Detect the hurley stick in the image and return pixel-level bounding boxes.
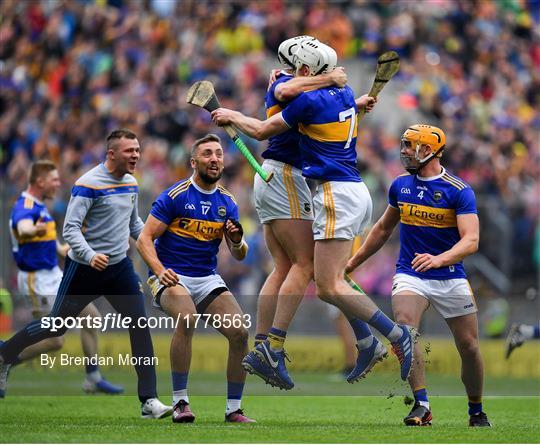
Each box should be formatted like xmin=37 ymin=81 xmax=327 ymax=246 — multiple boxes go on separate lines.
xmin=186 ymin=81 xmax=273 ymax=183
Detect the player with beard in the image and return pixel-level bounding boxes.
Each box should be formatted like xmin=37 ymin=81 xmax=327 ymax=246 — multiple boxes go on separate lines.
xmin=137 ymin=134 xmax=255 ymax=423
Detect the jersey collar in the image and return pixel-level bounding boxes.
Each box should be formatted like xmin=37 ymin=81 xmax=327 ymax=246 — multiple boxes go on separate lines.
xmin=190 ymin=175 xmax=217 ymax=194
xmin=417 ymin=167 xmax=446 ymax=182
xmin=22 ymin=191 xmax=44 ymax=206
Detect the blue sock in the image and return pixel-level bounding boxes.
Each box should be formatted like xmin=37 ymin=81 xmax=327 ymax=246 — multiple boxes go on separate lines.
xmin=348 ymin=318 xmax=375 ymax=349
xmin=86 ymin=363 xmax=98 ymax=374
xmin=172 ymin=372 xmax=189 ymax=405
xmin=533 ymin=324 xmax=540 ymax=339
xmin=413 ymin=387 xmax=429 ymax=405
xmin=172 ymin=372 xmax=189 ymax=391
xmin=368 ymin=310 xmax=402 ymax=341
xmin=227 ymin=381 xmax=244 ymax=400
xmin=226 ymin=381 xmax=244 ymax=414
xmin=254 ymin=333 xmax=267 ymax=346
xmin=468 ymin=400 xmax=483 ymax=415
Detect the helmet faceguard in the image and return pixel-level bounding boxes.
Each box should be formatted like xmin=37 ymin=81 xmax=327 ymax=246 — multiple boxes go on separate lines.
xmin=399 ymin=125 xmax=446 ymax=174
xmin=277 ymin=36 xmax=315 ymax=70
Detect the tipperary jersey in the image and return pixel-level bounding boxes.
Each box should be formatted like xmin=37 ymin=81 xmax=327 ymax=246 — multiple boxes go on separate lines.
xmin=150 ymin=177 xmax=239 ymax=277
xmin=10 ymin=192 xmax=57 ymax=271
xmin=389 ymin=168 xmax=477 ymax=280
xmin=262 ymin=72 xmax=302 ymax=169
xmin=281 ymin=85 xmax=361 ymax=182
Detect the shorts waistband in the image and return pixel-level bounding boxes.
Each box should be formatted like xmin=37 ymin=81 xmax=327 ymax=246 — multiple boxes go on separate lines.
xmin=313 ymin=179 xmax=364 ymax=187
xmin=263 ymin=159 xmax=302 ymax=174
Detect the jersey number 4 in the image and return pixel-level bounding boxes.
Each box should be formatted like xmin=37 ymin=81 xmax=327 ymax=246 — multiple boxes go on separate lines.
xmin=339 ymin=107 xmax=357 ymax=149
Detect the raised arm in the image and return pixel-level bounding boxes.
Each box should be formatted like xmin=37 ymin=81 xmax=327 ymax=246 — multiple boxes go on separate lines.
xmin=274 ymin=67 xmax=347 ymax=102
xmin=136 ymin=214 xmax=179 ymax=287
xmin=345 ymin=205 xmax=401 ymax=274
xmin=211 ymin=109 xmax=289 ymax=141
xmin=355 ymin=94 xmax=377 ymax=114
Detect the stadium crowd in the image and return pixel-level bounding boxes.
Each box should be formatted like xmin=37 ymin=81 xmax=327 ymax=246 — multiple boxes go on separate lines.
xmin=1 ymin=0 xmax=538 ymax=299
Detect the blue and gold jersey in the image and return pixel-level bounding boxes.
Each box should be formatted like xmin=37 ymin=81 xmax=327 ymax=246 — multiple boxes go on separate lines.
xmin=262 ymin=72 xmax=302 ymax=169
xmin=281 ymin=85 xmax=361 ymax=182
xmin=150 ymin=178 xmax=239 ymax=277
xmin=389 ymin=168 xmax=477 ymax=280
xmin=10 ymin=192 xmax=57 ymax=271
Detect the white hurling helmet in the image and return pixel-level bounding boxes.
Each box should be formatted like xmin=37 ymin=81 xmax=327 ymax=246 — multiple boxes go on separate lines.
xmin=277 ymin=35 xmax=315 ymax=70
xmin=293 ymin=40 xmax=337 ymax=76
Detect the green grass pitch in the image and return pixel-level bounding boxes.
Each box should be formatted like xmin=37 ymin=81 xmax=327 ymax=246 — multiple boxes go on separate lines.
xmin=1 ymin=395 xmax=539 ymax=443
xmin=1 ymin=369 xmax=539 ymax=443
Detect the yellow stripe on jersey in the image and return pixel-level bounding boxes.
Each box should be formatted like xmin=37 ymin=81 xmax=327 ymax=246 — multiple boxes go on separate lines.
xmin=298 ymin=118 xmax=358 ymax=143
xmin=283 ymin=165 xmax=301 ymax=219
xmin=167 ymin=217 xmax=224 ymax=242
xmin=217 ymin=185 xmax=237 ymax=204
xmin=444 ymin=173 xmax=466 ymax=189
xmin=398 ymin=202 xmax=457 ymax=228
xmin=441 ymin=174 xmax=466 ymax=190
xmin=24 ymin=198 xmax=34 ymax=209
xmin=16 ymin=221 xmax=57 ymax=244
xmin=323 ymin=182 xmax=336 ymax=238
xmin=168 ymin=181 xmax=191 ymax=199
xmin=266 ymin=104 xmax=282 ymax=118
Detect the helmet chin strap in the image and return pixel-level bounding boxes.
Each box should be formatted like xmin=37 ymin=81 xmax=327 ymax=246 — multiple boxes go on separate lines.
xmin=405 ymin=144 xmax=445 ymax=175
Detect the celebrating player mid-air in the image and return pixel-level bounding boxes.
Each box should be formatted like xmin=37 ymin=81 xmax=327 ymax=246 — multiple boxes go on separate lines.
xmin=346 ymin=125 xmax=491 ymax=427
xmin=241 ymin=36 xmax=379 ymax=390
xmin=212 ymin=39 xmax=416 ymax=388
xmin=137 ymin=134 xmax=255 ymax=423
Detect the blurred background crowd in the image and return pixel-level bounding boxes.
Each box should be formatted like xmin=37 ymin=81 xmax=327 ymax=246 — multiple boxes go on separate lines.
xmin=1 ymin=0 xmax=538 ymax=336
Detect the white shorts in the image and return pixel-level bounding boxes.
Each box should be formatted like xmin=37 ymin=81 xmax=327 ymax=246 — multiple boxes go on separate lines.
xmin=312 ymin=181 xmax=372 ymax=240
xmin=254 ymin=159 xmax=314 ymax=223
xmin=17 ymin=266 xmax=62 ymax=315
xmin=391 ymin=273 xmax=477 ymax=319
xmin=147 ymin=273 xmax=229 ymax=313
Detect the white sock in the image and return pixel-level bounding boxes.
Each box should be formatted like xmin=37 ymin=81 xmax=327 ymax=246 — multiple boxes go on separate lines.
xmin=87 ymin=370 xmax=102 ymax=383
xmin=419 ymin=400 xmax=430 ymax=409
xmin=226 ymin=398 xmax=241 ymax=415
xmin=173 ymin=390 xmax=189 ymax=405
xmin=387 ymin=324 xmax=404 ymax=342
xmin=357 ymin=335 xmax=375 ymax=350
xmin=521 ymin=324 xmax=534 ymax=340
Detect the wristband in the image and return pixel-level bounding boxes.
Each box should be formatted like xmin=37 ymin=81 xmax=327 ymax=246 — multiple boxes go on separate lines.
xmin=230 ymin=236 xmax=245 ymax=249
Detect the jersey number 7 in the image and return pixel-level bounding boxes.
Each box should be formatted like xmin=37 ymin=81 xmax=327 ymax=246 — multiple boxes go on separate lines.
xmin=339 ymin=107 xmax=357 ymax=149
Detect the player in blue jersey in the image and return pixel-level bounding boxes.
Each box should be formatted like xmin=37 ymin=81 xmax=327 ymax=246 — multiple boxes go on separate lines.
xmin=7 ymin=160 xmax=122 ymax=395
xmin=244 ymin=36 xmax=370 ymax=390
xmin=137 ymin=134 xmax=255 ymax=423
xmin=0 ymin=130 xmax=171 ymax=419
xmin=212 ymin=40 xmax=416 ymax=387
xmin=346 ymin=124 xmax=491 ymax=427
